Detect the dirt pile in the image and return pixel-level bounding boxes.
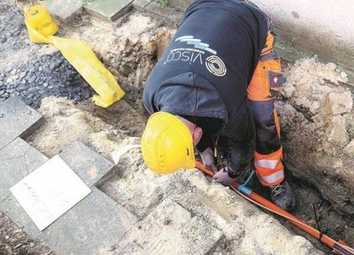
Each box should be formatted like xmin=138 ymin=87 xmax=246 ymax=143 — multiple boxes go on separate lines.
xmin=28 ymin=97 xmax=145 ymax=158
xmin=0 ymin=213 xmax=52 ymax=255
xmin=62 ymin=12 xmax=174 ymax=110
xmin=279 ymin=57 xmax=354 ymax=215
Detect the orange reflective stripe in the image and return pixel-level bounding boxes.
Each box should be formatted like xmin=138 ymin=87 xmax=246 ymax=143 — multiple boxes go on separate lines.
xmin=255 ymin=149 xmax=284 ymax=187
xmin=256 ymin=161 xmax=285 ymax=186
xmin=258 ymin=171 xmax=285 ymax=186
xmin=256 ymin=161 xmax=283 ymax=175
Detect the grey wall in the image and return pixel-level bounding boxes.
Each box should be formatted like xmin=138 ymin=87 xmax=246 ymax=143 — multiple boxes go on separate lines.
xmin=251 ymin=0 xmax=354 ymax=81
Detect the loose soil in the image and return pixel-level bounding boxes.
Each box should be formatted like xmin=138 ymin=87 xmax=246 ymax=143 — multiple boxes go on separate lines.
xmin=0 ymin=212 xmax=52 ymax=255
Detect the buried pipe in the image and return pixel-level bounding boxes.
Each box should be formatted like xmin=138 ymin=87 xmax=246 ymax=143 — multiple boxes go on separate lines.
xmin=195 ymin=161 xmax=354 ymax=255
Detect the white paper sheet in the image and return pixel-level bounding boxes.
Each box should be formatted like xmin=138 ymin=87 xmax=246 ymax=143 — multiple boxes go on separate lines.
xmin=10 ymin=155 xmax=91 ymax=231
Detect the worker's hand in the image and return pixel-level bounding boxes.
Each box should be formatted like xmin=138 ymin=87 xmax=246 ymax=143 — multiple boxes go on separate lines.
xmin=199 ymin=147 xmax=217 ymax=172
xmin=213 ymin=168 xmax=236 ymax=186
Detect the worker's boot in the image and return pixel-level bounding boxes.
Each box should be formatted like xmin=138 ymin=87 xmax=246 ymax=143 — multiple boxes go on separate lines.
xmin=270 ymin=181 xmax=296 ymax=211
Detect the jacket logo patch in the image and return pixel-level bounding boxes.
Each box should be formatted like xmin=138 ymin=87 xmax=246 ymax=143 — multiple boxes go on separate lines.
xmin=165 ymin=35 xmax=227 ymax=77
xmin=205 ymin=55 xmax=227 ymax=77
xmin=164 ymin=48 xmax=204 ymax=65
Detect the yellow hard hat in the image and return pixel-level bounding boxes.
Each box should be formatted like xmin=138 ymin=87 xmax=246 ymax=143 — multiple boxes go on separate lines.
xmin=141 ymin=112 xmax=195 ymax=174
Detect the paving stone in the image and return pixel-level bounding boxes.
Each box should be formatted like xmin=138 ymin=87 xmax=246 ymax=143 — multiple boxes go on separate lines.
xmin=0 ymin=195 xmax=42 ymax=239
xmin=45 ymin=0 xmax=84 ymax=22
xmin=0 ymin=138 xmax=48 ymax=238
xmin=0 ymin=96 xmax=42 ymax=150
xmin=40 ymin=187 xmax=137 ymax=255
xmin=133 ymin=0 xmax=154 ymax=9
xmin=100 ymin=144 xmax=183 ymax=219
xmin=116 ymin=198 xmax=223 ymax=255
xmin=142 ymin=0 xmax=184 ymax=22
xmin=85 ymin=0 xmax=134 ymax=21
xmin=0 ymin=138 xmax=48 ymax=201
xmin=59 ymin=141 xmax=114 ymax=187
xmin=165 ymin=0 xmax=191 ymax=11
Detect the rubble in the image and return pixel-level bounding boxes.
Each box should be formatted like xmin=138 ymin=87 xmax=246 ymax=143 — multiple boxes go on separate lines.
xmin=26 ymin=97 xmax=323 ymax=254
xmin=101 ymin=140 xmax=323 ymax=255
xmin=325 ymin=115 xmax=350 ymax=148
xmin=279 ymin=57 xmax=354 ymax=215
xmin=344 ymin=140 xmax=354 ymax=157
xmin=282 ymin=58 xmax=350 ymax=117
xmin=324 ymin=91 xmax=353 ymax=115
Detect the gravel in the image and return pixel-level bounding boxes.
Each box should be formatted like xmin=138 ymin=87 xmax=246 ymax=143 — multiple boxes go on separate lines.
xmin=0 ymin=1 xmax=30 ymax=54
xmin=0 ymin=52 xmax=93 ymax=108
xmin=0 ymin=0 xmax=93 ymax=109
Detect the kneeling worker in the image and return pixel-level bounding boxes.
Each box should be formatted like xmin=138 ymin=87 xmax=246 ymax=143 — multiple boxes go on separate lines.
xmin=141 ymin=0 xmax=296 ymax=211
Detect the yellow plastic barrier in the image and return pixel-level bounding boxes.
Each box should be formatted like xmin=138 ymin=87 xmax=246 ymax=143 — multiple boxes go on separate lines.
xmin=24 ymin=5 xmax=58 ymax=43
xmin=24 ymin=5 xmax=125 ymax=108
xmin=49 ymin=36 xmax=125 ymax=107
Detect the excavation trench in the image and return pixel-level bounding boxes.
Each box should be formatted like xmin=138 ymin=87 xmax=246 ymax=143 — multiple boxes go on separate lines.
xmin=67 ymin=23 xmax=354 ymax=252
xmin=72 ymin=12 xmax=354 ymax=252
xmin=1 ymin=1 xmax=354 ymax=254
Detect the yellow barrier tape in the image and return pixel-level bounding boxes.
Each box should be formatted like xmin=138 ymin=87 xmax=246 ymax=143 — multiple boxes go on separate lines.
xmin=24 ymin=5 xmax=125 ymax=108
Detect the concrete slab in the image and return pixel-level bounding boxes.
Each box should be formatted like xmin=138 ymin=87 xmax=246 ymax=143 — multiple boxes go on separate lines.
xmin=85 ymin=0 xmax=134 ymax=21
xmin=59 ymin=141 xmax=114 ymax=187
xmin=0 ymin=138 xmax=48 ymax=201
xmin=41 ymin=187 xmax=137 ymax=255
xmin=45 ymin=0 xmax=83 ymax=22
xmin=10 ymin=155 xmax=92 ymax=231
xmin=116 ymin=198 xmax=223 ymax=255
xmin=0 ymin=96 xmax=42 ymax=150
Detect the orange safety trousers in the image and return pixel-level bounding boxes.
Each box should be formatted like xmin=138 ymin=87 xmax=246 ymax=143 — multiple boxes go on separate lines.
xmin=247 ymin=32 xmax=285 ymax=187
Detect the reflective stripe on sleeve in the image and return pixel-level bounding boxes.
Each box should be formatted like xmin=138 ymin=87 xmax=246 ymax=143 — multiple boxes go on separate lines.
xmin=259 ymin=171 xmax=284 ymax=186
xmin=255 ymin=159 xmax=279 ymax=169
